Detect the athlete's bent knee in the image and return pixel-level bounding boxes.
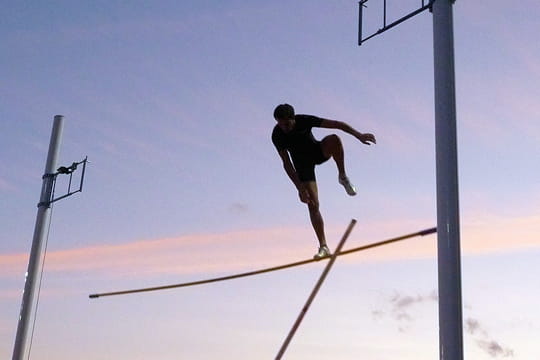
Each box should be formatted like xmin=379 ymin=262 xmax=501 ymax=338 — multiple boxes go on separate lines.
xmin=322 ymin=134 xmax=342 ymax=156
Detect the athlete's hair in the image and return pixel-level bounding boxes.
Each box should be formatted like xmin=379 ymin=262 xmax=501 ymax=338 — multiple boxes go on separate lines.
xmin=273 ymin=103 xmax=295 ymax=120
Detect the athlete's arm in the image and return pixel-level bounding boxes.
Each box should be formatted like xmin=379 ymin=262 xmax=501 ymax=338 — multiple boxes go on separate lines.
xmin=319 ymin=119 xmax=376 ymax=145
xmin=277 ymin=149 xmax=312 ymax=204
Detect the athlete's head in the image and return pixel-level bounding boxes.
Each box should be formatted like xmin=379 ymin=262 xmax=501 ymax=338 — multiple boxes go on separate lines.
xmin=274 ymin=103 xmax=295 ymax=133
xmin=274 ymin=103 xmax=295 ymax=120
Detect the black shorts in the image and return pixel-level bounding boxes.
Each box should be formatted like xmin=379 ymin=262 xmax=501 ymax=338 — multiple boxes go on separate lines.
xmin=293 ymin=143 xmax=330 ymax=182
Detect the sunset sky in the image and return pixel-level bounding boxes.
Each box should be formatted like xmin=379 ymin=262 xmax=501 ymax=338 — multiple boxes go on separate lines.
xmin=1 ymin=1 xmax=539 ymax=359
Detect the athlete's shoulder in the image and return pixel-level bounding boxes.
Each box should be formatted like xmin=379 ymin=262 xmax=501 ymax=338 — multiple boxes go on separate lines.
xmin=295 ymin=114 xmax=323 ymax=127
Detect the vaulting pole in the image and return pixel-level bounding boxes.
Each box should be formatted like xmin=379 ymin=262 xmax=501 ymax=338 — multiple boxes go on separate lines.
xmin=432 ymin=1 xmax=464 ymax=359
xmin=89 ymin=227 xmax=435 ymax=298
xmin=275 ymin=219 xmax=356 ymax=360
xmin=12 ymin=115 xmax=64 ymax=360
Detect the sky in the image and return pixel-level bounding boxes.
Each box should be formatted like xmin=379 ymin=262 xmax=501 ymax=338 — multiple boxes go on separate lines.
xmin=1 ymin=0 xmax=539 ymax=359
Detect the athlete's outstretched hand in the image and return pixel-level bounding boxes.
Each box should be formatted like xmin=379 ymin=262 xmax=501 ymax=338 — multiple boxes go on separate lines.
xmin=357 ymin=133 xmax=376 ymax=145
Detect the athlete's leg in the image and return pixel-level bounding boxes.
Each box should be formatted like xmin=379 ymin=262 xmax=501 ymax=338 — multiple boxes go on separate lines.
xmin=320 ymin=135 xmax=357 ymax=196
xmin=303 ymin=181 xmax=327 ymax=248
xmin=320 ymin=134 xmax=346 ymax=177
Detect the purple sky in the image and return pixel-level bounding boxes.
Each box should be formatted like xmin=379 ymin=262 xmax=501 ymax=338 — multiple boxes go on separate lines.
xmin=1 ymin=1 xmax=539 ymax=359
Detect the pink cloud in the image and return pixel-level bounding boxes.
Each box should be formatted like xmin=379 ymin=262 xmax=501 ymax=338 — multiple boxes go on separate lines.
xmin=1 ymin=226 xmax=315 ymax=279
xmin=461 ymin=213 xmax=540 ymax=255
xmin=1 ymin=215 xmax=537 ymax=283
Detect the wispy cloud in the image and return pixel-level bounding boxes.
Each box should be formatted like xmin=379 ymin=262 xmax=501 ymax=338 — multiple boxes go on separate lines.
xmin=476 ymin=340 xmax=514 ymax=358
xmin=390 ymin=292 xmax=438 ymax=312
xmin=372 ymin=291 xmax=515 ymax=358
xmin=370 ymin=291 xmax=437 ymax=333
xmin=388 ymin=291 xmax=438 ymax=333
xmin=228 ymin=202 xmax=249 ymax=214
xmin=465 ymin=317 xmax=515 ymax=358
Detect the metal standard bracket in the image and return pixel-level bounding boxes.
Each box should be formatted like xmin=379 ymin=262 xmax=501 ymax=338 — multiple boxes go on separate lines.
xmin=359 ymin=0 xmax=435 ymax=45
xmin=38 ymin=156 xmax=88 ymax=207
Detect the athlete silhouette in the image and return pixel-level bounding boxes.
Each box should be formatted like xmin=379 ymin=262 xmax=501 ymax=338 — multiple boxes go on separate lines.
xmin=272 ymin=104 xmax=376 ymax=259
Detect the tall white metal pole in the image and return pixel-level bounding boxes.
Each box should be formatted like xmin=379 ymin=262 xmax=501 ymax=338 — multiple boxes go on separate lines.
xmin=432 ymin=1 xmax=463 ymax=360
xmin=12 ymin=115 xmax=65 ymax=360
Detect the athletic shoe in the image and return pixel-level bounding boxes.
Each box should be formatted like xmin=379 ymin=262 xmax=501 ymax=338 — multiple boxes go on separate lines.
xmin=339 ymin=175 xmax=357 ymax=196
xmin=313 ymin=245 xmax=331 ymax=260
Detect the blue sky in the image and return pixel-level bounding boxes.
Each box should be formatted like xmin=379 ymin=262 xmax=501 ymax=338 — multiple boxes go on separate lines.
xmin=1 ymin=1 xmax=539 ymax=359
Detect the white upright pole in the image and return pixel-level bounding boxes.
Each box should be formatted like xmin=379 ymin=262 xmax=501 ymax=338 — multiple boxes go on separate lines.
xmin=432 ymin=1 xmax=463 ymax=360
xmin=12 ymin=115 xmax=65 ymax=360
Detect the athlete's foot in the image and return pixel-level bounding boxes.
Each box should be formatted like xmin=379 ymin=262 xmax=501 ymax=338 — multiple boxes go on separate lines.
xmin=339 ymin=175 xmax=357 ymax=196
xmin=313 ymin=245 xmax=331 ymax=260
